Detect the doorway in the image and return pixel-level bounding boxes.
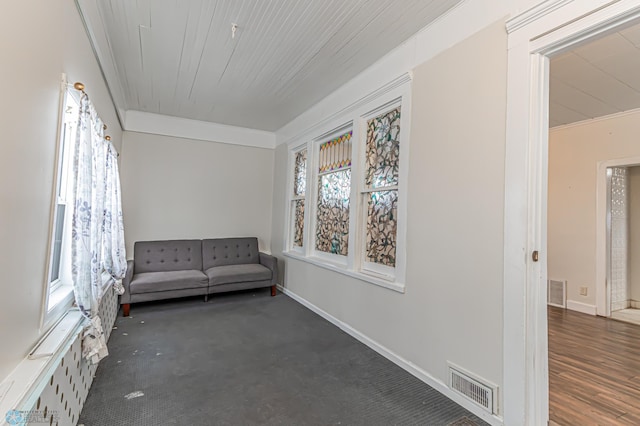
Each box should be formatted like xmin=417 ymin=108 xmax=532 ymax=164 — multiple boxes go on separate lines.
xmin=504 ymin=2 xmax=640 ymax=424
xmin=608 ymin=165 xmax=640 ymax=325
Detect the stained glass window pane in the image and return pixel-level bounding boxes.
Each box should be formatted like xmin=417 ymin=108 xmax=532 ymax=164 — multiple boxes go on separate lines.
xmin=294 ymin=149 xmax=307 ymax=196
xmin=315 ymin=169 xmax=350 ymax=256
xmin=365 ymin=190 xmax=398 ymax=267
xmin=319 ymin=131 xmax=352 ymax=173
xmin=365 ymin=107 xmax=401 ymax=189
xmin=293 ymin=200 xmax=305 ymax=247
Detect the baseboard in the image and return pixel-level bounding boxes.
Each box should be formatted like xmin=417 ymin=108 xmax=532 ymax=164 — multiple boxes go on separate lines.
xmin=566 ymin=300 xmax=597 ymax=315
xmin=276 ymin=285 xmax=504 ymax=426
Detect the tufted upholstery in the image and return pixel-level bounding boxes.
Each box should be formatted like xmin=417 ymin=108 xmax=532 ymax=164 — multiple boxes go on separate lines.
xmin=134 ymin=240 xmax=203 ymax=273
xmin=202 ymin=238 xmax=260 ymax=269
xmin=122 ymin=238 xmax=278 ymax=316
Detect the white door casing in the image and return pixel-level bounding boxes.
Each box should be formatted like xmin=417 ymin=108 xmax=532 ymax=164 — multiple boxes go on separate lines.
xmin=504 ymin=1 xmax=640 ymax=425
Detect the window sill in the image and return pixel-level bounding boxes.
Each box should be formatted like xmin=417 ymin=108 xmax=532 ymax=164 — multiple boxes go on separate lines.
xmin=283 ymin=251 xmax=405 ymax=293
xmin=44 ymin=272 xmax=114 ymax=332
xmin=0 ymin=310 xmax=84 ymax=417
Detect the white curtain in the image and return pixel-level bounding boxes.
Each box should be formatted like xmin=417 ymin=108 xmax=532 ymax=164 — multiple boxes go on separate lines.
xmin=102 ymin=142 xmax=127 ymax=294
xmin=71 ymin=93 xmax=126 ymax=364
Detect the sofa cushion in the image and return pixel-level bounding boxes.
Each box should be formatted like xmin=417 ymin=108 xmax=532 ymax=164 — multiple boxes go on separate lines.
xmin=205 ymin=264 xmax=272 ymax=286
xmin=130 ymin=270 xmax=208 ymax=294
xmin=134 ymin=240 xmax=203 ymax=273
xmin=202 ymin=238 xmax=260 ymax=269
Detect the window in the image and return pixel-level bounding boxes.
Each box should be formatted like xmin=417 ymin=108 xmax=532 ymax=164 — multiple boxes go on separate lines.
xmin=314 ymin=130 xmax=352 ymax=257
xmin=284 ymin=88 xmax=409 ymax=292
xmin=44 ymin=87 xmax=80 ymax=323
xmin=361 ymin=106 xmax=401 ymax=275
xmin=289 ymin=148 xmax=307 ymax=252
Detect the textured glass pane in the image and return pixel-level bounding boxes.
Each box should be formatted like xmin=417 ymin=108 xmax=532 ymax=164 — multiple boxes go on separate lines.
xmin=316 ymin=170 xmax=350 ymax=256
xmin=365 ymin=107 xmax=401 ymax=189
xmin=319 ymin=130 xmax=352 ymax=173
xmin=293 ymin=200 xmax=305 ymax=247
xmin=366 ymin=190 xmax=398 ymax=267
xmin=294 ymin=149 xmax=307 ymax=196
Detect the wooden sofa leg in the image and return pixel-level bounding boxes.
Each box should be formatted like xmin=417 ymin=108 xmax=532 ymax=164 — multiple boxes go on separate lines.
xmin=122 ymin=303 xmax=130 ymax=317
xmin=204 ymin=294 xmax=208 ymax=302
xmin=271 ymin=285 xmax=276 ymax=297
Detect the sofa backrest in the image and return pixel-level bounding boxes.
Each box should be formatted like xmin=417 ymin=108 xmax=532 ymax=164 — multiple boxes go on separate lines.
xmin=202 ymin=238 xmax=260 ymax=270
xmin=134 ymin=240 xmax=203 ymax=273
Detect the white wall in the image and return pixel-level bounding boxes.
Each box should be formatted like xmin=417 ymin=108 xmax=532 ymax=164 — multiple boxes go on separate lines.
xmin=0 ymin=0 xmax=122 ymax=382
xmin=629 ymin=166 xmax=640 ymax=303
xmin=548 ymin=110 xmax=640 ymax=307
xmin=272 ymin=17 xmax=509 ymax=419
xmin=120 ymin=131 xmax=275 ymax=254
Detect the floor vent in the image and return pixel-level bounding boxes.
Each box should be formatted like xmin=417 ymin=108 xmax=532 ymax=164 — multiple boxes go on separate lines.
xmin=448 ymin=364 xmax=496 ymax=414
xmin=548 ymin=279 xmax=566 ymax=308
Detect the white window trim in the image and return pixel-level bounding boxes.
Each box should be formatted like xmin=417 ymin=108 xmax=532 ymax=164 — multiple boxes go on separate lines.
xmin=40 ymin=76 xmax=75 ymax=331
xmin=356 ymin=97 xmax=409 ymax=283
xmin=283 ymin=251 xmax=405 ymax=293
xmin=308 ymin=124 xmax=354 ymax=263
xmin=283 ymin=76 xmax=411 ymax=293
xmin=287 ymin=144 xmax=308 ymax=254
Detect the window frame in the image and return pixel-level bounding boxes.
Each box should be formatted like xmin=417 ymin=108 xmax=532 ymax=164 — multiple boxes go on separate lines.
xmin=357 ymin=99 xmax=404 ymax=281
xmin=309 ymin=125 xmax=354 ymax=265
xmin=283 ymin=79 xmax=411 ymax=293
xmin=288 ymin=145 xmax=308 ymax=254
xmin=41 ymin=79 xmax=80 ymax=331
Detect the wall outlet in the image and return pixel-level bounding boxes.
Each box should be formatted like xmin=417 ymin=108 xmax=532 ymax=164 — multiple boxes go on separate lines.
xmin=580 ymin=287 xmax=588 ymax=296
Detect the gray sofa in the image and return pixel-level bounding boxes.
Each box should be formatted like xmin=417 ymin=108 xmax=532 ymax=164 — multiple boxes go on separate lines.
xmin=121 ymin=238 xmax=278 ymax=316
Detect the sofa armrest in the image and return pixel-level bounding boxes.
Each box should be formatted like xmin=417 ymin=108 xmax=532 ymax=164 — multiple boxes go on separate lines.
xmin=259 ymin=252 xmax=278 ymax=285
xmin=121 ymin=259 xmax=135 ymax=304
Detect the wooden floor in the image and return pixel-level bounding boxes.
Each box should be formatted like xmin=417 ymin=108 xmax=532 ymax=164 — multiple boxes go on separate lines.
xmin=549 ymin=307 xmax=640 ymax=425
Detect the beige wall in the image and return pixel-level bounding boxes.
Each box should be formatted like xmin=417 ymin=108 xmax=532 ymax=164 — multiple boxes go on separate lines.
xmin=272 ymin=20 xmax=507 ymax=411
xmin=0 ymin=0 xmax=122 ymax=381
xmin=548 ymin=110 xmax=640 ymax=306
xmin=120 ymin=131 xmax=275 ymax=254
xmin=630 ymin=167 xmax=640 ymax=302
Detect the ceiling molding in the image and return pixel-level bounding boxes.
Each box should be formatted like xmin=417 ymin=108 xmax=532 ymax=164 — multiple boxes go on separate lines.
xmin=279 ymin=72 xmax=412 ymax=147
xmin=506 ymin=0 xmax=573 ymax=34
xmin=125 ymin=111 xmax=276 ymax=149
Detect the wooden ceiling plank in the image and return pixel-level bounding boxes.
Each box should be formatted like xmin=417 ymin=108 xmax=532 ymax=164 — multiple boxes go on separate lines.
xmin=96 ymin=1 xmax=139 ymax=109
xmin=270 ymin=0 xmax=385 ymax=98
xmin=148 ymin=2 xmax=192 ymax=116
xmin=237 ymin=0 xmax=330 ymax=94
xmin=275 ymin=0 xmax=422 ymax=100
xmin=173 ymin=1 xmax=214 ymax=113
xmin=187 ymin=0 xmax=250 ymax=109
xmin=89 ymin=0 xmax=466 ymax=130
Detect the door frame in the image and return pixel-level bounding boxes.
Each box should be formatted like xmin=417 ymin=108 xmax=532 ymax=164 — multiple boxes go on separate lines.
xmin=504 ymin=1 xmax=640 ymax=424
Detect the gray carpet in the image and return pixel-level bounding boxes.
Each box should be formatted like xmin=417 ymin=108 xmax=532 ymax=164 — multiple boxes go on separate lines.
xmin=79 ymin=290 xmax=487 ymax=426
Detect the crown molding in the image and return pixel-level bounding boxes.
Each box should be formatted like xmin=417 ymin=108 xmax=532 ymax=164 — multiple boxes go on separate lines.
xmin=506 ymin=0 xmax=573 ymax=34
xmin=278 ymin=72 xmax=412 ymax=147
xmin=125 ymin=111 xmax=276 ymax=149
